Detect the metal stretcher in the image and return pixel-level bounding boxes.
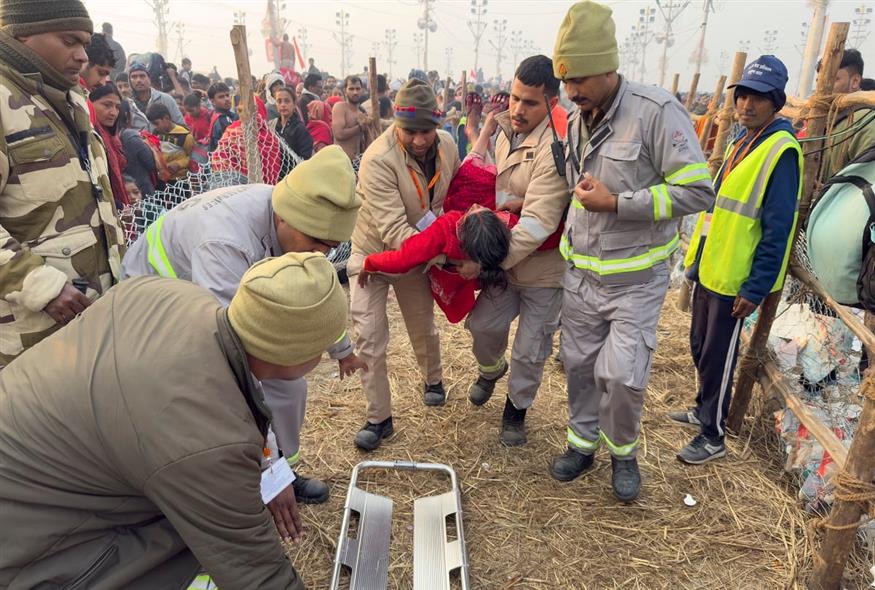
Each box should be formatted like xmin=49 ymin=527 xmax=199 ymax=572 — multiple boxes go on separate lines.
xmin=329 ymin=460 xmax=470 ymax=590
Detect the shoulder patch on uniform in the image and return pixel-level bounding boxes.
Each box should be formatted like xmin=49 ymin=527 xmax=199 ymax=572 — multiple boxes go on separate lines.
xmin=671 ymin=129 xmax=689 ymax=152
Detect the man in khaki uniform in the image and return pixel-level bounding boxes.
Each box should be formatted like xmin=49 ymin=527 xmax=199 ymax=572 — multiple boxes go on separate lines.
xmin=349 ymin=79 xmax=461 ymax=450
xmin=0 ymin=253 xmax=346 ymax=589
xmin=464 ymin=55 xmax=570 ymax=446
xmin=0 ymin=0 xmax=126 ymax=366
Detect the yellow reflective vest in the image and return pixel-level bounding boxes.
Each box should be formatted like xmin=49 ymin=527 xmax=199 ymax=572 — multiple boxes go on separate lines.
xmin=684 ymin=130 xmax=803 ymax=297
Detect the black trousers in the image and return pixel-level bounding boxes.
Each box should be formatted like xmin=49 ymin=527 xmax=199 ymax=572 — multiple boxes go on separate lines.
xmin=690 ymin=284 xmax=743 ymax=439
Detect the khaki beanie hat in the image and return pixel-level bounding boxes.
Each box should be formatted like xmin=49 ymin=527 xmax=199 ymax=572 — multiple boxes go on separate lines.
xmin=229 ymin=253 xmax=348 ymax=366
xmin=0 ymin=0 xmax=93 ymax=36
xmin=272 ymin=145 xmax=361 ymax=243
xmin=394 ymin=79 xmax=442 ymax=131
xmin=553 ymin=1 xmax=619 ymax=80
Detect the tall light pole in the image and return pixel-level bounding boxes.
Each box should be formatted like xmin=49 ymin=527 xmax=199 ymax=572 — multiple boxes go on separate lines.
xmin=413 ymin=32 xmax=424 ymax=70
xmin=445 ymin=47 xmax=453 ymax=77
xmin=510 ymin=30 xmax=523 ymax=68
xmin=738 ymin=39 xmax=751 ymax=53
xmin=655 ymin=0 xmax=690 ymax=88
xmin=797 ymin=0 xmax=829 ymax=98
xmin=692 ymin=0 xmax=714 ymax=76
xmin=385 ymin=29 xmax=397 ymax=78
xmin=795 ymin=21 xmax=809 ymax=84
xmin=468 ymin=0 xmax=488 ymax=75
xmin=633 ymin=7 xmax=656 ymax=83
xmin=489 ymin=18 xmax=508 ymax=81
xmin=417 ymin=0 xmax=437 ymax=71
xmin=761 ymin=29 xmax=778 ymax=53
xmin=174 ymin=21 xmax=188 ymax=64
xmin=145 ymin=0 xmax=170 ymax=57
xmin=334 ymin=10 xmax=351 ymax=77
xmin=298 ymin=28 xmax=310 ymax=61
xmin=850 ymin=4 xmax=872 ymax=48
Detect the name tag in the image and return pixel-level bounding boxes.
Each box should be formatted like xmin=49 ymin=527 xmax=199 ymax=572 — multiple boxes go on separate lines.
xmin=260 ymin=457 xmax=296 ymax=504
xmin=416 ymin=211 xmax=437 ymax=231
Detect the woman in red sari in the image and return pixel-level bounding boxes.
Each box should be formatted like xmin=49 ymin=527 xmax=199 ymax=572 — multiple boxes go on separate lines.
xmin=88 ymin=83 xmax=130 ymax=208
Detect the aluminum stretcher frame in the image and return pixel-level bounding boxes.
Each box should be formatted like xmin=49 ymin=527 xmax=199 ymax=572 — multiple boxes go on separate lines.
xmin=329 ymin=460 xmax=470 ymax=590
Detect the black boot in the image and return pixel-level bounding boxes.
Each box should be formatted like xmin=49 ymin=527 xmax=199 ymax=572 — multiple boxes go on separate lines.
xmin=499 ymin=396 xmax=527 ymax=446
xmin=292 ymin=474 xmax=330 ymax=504
xmin=423 ymin=381 xmax=446 ymax=406
xmin=468 ymin=363 xmax=508 ymax=406
xmin=354 ymin=417 xmax=394 ymax=451
xmin=549 ymin=446 xmax=595 ymax=482
xmin=611 ymin=457 xmax=641 ymax=502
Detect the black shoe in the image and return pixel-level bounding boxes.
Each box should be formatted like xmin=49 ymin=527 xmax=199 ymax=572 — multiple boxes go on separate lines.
xmin=676 ymin=433 xmax=726 ymax=465
xmin=468 ymin=362 xmax=509 ymax=406
xmin=499 ymin=397 xmax=527 ymax=447
xmin=423 ymin=381 xmax=446 ymax=406
xmin=611 ymin=457 xmax=641 ymax=502
xmin=292 ymin=474 xmax=330 ymax=504
xmin=549 ymin=446 xmax=595 ymax=482
xmin=354 ymin=417 xmax=394 ymax=451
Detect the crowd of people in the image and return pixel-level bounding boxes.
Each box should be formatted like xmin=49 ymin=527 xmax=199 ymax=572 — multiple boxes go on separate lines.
xmin=0 ymin=0 xmax=873 ymax=588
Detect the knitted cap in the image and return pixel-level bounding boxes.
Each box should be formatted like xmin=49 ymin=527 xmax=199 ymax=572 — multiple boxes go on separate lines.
xmin=272 ymin=145 xmax=361 ymax=242
xmin=229 ymin=253 xmax=348 ymax=366
xmin=553 ymin=1 xmax=619 ymax=80
xmin=0 ymin=0 xmax=93 ymax=36
xmin=394 ymin=79 xmax=441 ymax=131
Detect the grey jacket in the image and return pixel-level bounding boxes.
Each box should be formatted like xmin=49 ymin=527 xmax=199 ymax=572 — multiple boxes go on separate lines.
xmin=121 ymin=183 xmax=353 ymax=359
xmin=563 ymin=77 xmax=715 ymax=285
xmin=129 ymin=89 xmax=186 ymax=132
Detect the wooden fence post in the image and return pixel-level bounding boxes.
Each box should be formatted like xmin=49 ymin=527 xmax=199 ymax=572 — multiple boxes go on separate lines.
xmin=698 ymin=74 xmax=727 ymax=151
xmin=684 ymin=72 xmax=700 ymax=111
xmin=461 ymin=71 xmax=467 ymax=116
xmin=671 ymin=73 xmax=680 ymax=96
xmin=726 ymin=23 xmax=850 ymax=433
xmin=706 ymin=52 xmax=746 ymax=178
xmin=230 ymin=25 xmax=262 ymax=184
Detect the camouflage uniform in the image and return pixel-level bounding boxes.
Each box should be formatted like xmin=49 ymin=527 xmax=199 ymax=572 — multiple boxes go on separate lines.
xmin=0 ymin=63 xmax=125 ymax=366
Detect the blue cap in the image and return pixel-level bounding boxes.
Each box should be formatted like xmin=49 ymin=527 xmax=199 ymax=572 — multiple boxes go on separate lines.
xmin=729 ymin=55 xmax=789 ymax=94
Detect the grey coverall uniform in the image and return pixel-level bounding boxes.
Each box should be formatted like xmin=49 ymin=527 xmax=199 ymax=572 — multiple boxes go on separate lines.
xmin=466 ymin=111 xmax=570 ymax=410
xmin=121 ymin=184 xmax=353 ymax=462
xmin=561 ymin=78 xmax=714 ymax=459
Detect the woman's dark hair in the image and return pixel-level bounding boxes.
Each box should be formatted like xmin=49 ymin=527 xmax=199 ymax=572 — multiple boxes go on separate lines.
xmin=458 ymin=209 xmax=511 ymax=293
xmin=117 ymin=98 xmax=132 ymax=129
xmin=89 ymin=83 xmax=122 ymax=133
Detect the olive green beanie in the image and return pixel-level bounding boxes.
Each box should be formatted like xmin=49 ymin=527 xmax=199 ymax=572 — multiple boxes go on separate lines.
xmin=394 ymin=79 xmax=441 ymax=131
xmin=553 ymin=1 xmax=619 ymax=80
xmin=229 ymin=253 xmax=348 ymax=366
xmin=272 ymin=145 xmax=361 ymax=243
xmin=0 ymin=0 xmax=93 ymax=36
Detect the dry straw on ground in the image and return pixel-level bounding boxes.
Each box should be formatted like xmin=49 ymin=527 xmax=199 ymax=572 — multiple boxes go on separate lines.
xmin=286 ymin=288 xmax=871 ymax=589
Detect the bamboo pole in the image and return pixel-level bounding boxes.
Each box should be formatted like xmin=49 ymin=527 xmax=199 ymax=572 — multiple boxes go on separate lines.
xmin=461 ymin=70 xmax=468 ymax=116
xmin=706 ymin=52 xmax=746 ymax=178
xmin=671 ymin=73 xmax=680 ymax=96
xmin=727 ymin=23 xmax=849 ymax=433
xmin=230 ymin=25 xmax=262 ymax=184
xmin=698 ymin=74 xmax=727 ymax=152
xmin=443 ymin=76 xmax=451 ymax=114
xmin=368 ymin=57 xmax=378 ymax=125
xmin=810 ymin=378 xmax=875 ymax=589
xmin=684 ymin=72 xmax=700 ymax=111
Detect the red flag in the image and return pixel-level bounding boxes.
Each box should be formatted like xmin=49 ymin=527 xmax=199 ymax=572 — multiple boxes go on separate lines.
xmin=292 ymin=36 xmax=305 ymax=70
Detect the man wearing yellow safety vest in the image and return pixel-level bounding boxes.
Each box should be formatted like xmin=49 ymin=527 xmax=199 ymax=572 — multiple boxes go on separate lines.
xmin=549 ymin=1 xmax=715 ymax=502
xmin=122 ymin=146 xmax=364 ymax=514
xmin=670 ymin=55 xmax=802 ymax=464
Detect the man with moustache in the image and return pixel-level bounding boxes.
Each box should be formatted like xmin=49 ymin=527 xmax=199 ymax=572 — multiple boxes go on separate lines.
xmin=332 ymin=75 xmax=370 ymax=160
xmin=549 ymin=1 xmax=714 ymax=501
xmin=463 ymin=55 xmax=570 ymax=447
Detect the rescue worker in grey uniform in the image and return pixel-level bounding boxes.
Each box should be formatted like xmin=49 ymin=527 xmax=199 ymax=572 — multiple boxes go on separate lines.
xmin=121 ymin=146 xmax=365 ymax=506
xmin=463 ymin=55 xmax=570 ymax=446
xmin=549 ymin=1 xmax=715 ymax=501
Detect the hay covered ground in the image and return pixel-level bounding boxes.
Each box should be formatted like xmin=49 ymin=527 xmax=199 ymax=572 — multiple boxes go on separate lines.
xmin=285 ymin=288 xmax=869 ymax=589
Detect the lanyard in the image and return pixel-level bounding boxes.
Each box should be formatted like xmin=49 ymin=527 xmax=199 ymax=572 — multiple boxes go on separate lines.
xmin=403 ymin=147 xmax=442 ymax=210
xmin=720 ymin=116 xmax=775 ymax=185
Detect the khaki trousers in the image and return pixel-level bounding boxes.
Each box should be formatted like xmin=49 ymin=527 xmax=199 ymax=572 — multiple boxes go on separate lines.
xmin=349 ymin=265 xmax=442 ymax=423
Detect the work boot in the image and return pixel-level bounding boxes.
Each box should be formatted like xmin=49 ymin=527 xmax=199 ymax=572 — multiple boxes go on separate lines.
xmin=467 ymin=362 xmax=509 ymax=406
xmin=354 ymin=417 xmax=394 ymax=451
xmin=499 ymin=396 xmax=527 ymax=447
xmin=549 ymin=446 xmax=595 ymax=482
xmin=676 ymin=433 xmax=726 ymax=465
xmin=611 ymin=457 xmax=641 ymax=502
xmin=667 ymin=407 xmax=702 ymax=430
xmin=423 ymin=381 xmax=446 ymax=406
xmin=292 ymin=474 xmax=330 ymax=504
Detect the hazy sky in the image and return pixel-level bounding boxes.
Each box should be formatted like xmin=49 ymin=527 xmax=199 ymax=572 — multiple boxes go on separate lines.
xmin=84 ymin=0 xmax=874 ymax=95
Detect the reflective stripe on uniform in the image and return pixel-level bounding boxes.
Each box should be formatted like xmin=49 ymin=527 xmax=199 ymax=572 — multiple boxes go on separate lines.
xmin=600 ymin=431 xmax=639 ymax=457
xmin=561 ymin=233 xmax=680 ymax=275
xmin=479 ymin=357 xmax=507 ymax=374
xmin=145 ymin=215 xmax=177 ymax=278
xmin=286 ymin=450 xmax=301 ymax=466
xmin=567 ymin=427 xmax=599 ymax=452
xmin=518 ymin=216 xmax=552 ymax=242
xmin=650 ymin=183 xmax=672 ymax=221
xmin=187 ymin=574 xmax=216 ymax=589
xmin=665 ymin=162 xmax=711 ymax=186
xmin=334 ymin=330 xmax=347 ymax=344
